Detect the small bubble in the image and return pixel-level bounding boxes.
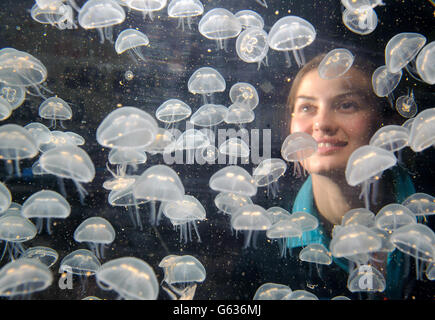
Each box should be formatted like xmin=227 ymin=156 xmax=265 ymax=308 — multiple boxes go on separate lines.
xmin=124 ymin=70 xmax=134 ymax=81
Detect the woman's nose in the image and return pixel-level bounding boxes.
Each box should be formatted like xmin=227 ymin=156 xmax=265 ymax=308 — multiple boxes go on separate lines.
xmin=313 ymin=110 xmax=338 ymax=135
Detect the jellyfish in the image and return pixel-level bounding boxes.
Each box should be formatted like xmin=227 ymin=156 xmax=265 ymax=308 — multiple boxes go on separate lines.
xmin=426 ymin=262 xmax=435 ymax=281
xmin=39 ymin=145 xmax=96 ymax=204
xmin=133 ymin=165 xmax=185 ymax=225
xmin=224 ymin=104 xmax=255 ymax=129
xmin=115 ymin=29 xmax=149 ymax=63
xmin=78 ymin=0 xmax=126 ymax=44
xmin=160 ymin=255 xmax=205 ymax=300
xmin=318 ymin=48 xmax=354 ymax=79
xmin=255 ymin=0 xmax=268 ymax=8
xmin=209 ymin=165 xmax=257 ymax=197
xmin=74 ymin=217 xmax=116 ymax=260
xmin=286 ymin=211 xmax=319 ymax=248
xmin=395 ymin=89 xmax=418 ymax=119
xmin=416 ymin=41 xmax=435 ymax=85
xmin=299 ymin=243 xmax=332 ymax=279
xmin=38 ymin=96 xmax=73 ymax=129
xmin=375 ymin=203 xmax=417 ymax=235
xmin=127 ymin=0 xmax=167 ymax=21
xmin=96 ymin=257 xmax=159 ymax=300
xmin=96 ymin=106 xmax=158 ymax=150
xmin=284 ymin=289 xmax=318 ymax=300
xmin=0 ymin=258 xmax=52 ymax=298
xmin=187 ymin=67 xmax=226 ymax=104
xmin=372 ymin=65 xmax=402 ymax=107
xmin=402 ymin=192 xmax=435 ymax=223
xmin=21 ymin=246 xmax=59 ymax=268
xmin=24 ymin=122 xmax=52 ymax=149
xmin=0 ymin=97 xmax=12 ymax=121
xmin=21 ymin=190 xmax=71 ymax=235
xmin=235 ymin=10 xmax=264 ymax=30
xmin=369 ymin=125 xmax=409 ymax=164
xmin=198 ymin=8 xmax=242 ymax=51
xmin=408 ymin=107 xmax=435 ymax=153
xmin=253 ymin=283 xmax=292 ymax=300
xmin=267 ymin=16 xmax=316 ymax=68
xmin=31 ymin=2 xmax=77 ymax=30
xmin=236 ymin=27 xmax=269 ymax=70
xmin=174 ymin=129 xmax=210 ymax=164
xmin=0 ymin=182 xmax=11 ymax=215
xmin=65 ymin=131 xmax=85 ymax=146
xmin=0 ymin=84 xmax=26 ymax=110
xmin=345 ymin=145 xmax=397 ymax=209
xmin=347 ymin=265 xmax=386 ymax=293
xmin=0 ymin=213 xmax=37 ymax=262
xmin=59 ymin=249 xmax=101 ymax=291
xmin=144 ymin=128 xmax=176 ymax=155
xmin=198 ymin=144 xmax=218 ymax=163
xmin=331 ymin=295 xmax=351 ymax=300
xmin=229 ymin=82 xmax=259 ymax=110
xmin=0 ymin=48 xmax=50 ymax=98
xmin=252 ymin=158 xmax=287 ymax=198
xmin=189 ymin=104 xmax=228 ymax=128
xmin=0 ymin=124 xmax=39 ymax=177
xmin=342 ymin=6 xmax=378 ymax=35
xmin=266 ymin=217 xmax=302 ymax=258
xmin=281 ymin=132 xmax=318 ymax=177
xmin=38 ymin=130 xmax=83 ymax=153
xmin=231 ymin=204 xmax=271 ymax=249
xmin=214 ymin=192 xmax=253 ymax=215
xmin=218 ymin=137 xmax=250 ymax=165
xmin=265 ymin=207 xmax=291 ymax=224
xmin=167 ymin=0 xmax=204 ymax=31
xmin=155 ymin=99 xmax=192 ymax=129
xmin=161 ymin=195 xmax=206 ymax=243
xmin=341 ymin=208 xmax=375 ymax=228
xmin=341 ymin=0 xmax=385 ymax=10
xmin=108 ymin=148 xmax=147 ymax=173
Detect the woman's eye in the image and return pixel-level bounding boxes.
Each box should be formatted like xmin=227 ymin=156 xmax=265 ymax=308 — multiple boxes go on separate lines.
xmin=338 ymin=102 xmax=358 ymax=111
xmin=298 ymin=104 xmax=314 ymax=113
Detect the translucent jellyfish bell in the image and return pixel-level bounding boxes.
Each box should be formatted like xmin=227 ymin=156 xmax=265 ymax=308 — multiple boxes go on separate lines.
xmin=299 ymin=243 xmax=332 ymax=265
xmin=385 ymin=32 xmax=426 ymax=74
xmin=188 ymin=67 xmax=226 ymax=104
xmin=0 ymin=97 xmax=12 ymax=121
xmin=189 ymin=104 xmax=228 ymax=127
xmin=342 ymin=6 xmax=378 ymax=35
xmin=341 ymin=0 xmax=385 ymax=10
xmin=229 ymin=82 xmax=259 ymax=110
xmin=0 ymin=182 xmax=11 ymax=214
xmin=144 ymin=128 xmax=176 ymax=154
xmin=375 ymin=203 xmax=417 ymax=234
xmin=0 ymin=84 xmax=26 ymax=110
xmin=218 ymin=137 xmax=250 ymax=164
xmin=402 ymin=192 xmax=435 ymax=219
xmin=266 ymin=218 xmax=302 ymax=258
xmin=281 ymin=132 xmax=317 ymax=177
xmin=156 ymin=99 xmax=192 ymax=126
xmin=209 ymin=166 xmax=257 ymax=197
xmin=408 ymin=108 xmax=435 ymax=152
xmin=22 ymin=246 xmax=59 ymax=268
xmin=416 ymin=41 xmax=435 ymax=85
xmin=341 ymin=208 xmax=375 ymax=228
xmin=21 ymin=190 xmax=71 ymax=235
xmin=265 ymin=207 xmax=291 ymax=224
xmin=115 ymin=29 xmax=149 ymax=63
xmin=369 ymin=125 xmax=409 ymax=152
xmin=38 ymin=96 xmax=73 ymax=128
xmin=31 ymin=2 xmax=77 ymax=30
xmin=96 ymin=257 xmax=159 ymax=300
xmin=127 ymin=0 xmax=168 ymax=21
xmin=96 ymin=106 xmax=158 ymax=150
xmin=0 ymin=258 xmax=53 ymax=298
xmin=235 ymin=10 xmax=264 ymax=30
xmin=59 ymin=249 xmax=101 ymax=276
xmin=167 ymin=0 xmax=204 ymax=31
xmin=285 ymin=290 xmax=318 ymax=300
xmin=73 ymin=217 xmax=115 ymax=260
xmin=372 ymin=65 xmax=402 ymax=105
xmin=267 ymin=16 xmax=316 ymax=68
xmin=318 ymin=48 xmax=355 ymax=79
xmin=253 ymin=283 xmax=292 ymax=300
xmin=345 ymin=145 xmax=397 ymax=209
xmin=236 ymin=27 xmax=269 ymax=70
xmin=198 ymin=8 xmax=242 ymax=51
xmin=174 ymin=129 xmax=210 ymax=163
xmin=78 ymin=0 xmax=126 ymax=44
xmin=224 ymin=104 xmax=255 ymax=127
xmin=347 ymin=265 xmax=386 ymax=293
xmin=24 ymin=122 xmax=52 ymax=148
xmin=214 ymin=192 xmax=253 ymax=215
xmin=252 ymin=158 xmax=287 ymax=199
xmin=108 ymin=148 xmax=147 ymax=172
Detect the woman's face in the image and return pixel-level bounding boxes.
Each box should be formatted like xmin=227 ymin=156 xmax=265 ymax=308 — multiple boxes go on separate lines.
xmin=290 ymin=68 xmax=381 ymax=176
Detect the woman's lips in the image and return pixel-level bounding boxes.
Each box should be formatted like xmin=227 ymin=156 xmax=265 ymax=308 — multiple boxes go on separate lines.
xmin=316 ymin=140 xmax=348 ymax=155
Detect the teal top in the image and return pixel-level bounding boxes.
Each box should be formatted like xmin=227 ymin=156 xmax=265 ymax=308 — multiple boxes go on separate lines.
xmin=287 ymin=167 xmax=416 ymax=299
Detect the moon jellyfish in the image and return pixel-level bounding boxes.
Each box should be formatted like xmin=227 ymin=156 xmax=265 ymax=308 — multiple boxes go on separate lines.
xmin=341 ymin=208 xmax=375 ymax=228
xmin=161 ymin=195 xmax=206 ymax=243
xmin=402 ymin=193 xmax=435 ymax=223
xmin=74 ymin=217 xmax=116 ymax=260
xmin=37 ymin=130 xmax=83 ymax=153
xmin=31 ymin=2 xmax=77 ymax=30
xmin=265 ymin=207 xmax=291 ymax=224
xmin=285 ymin=290 xmax=318 ymax=300
xmin=146 ymin=128 xmax=176 ymax=155
xmin=235 ymin=10 xmax=264 ymax=30
xmin=330 ymin=224 xmax=382 ymax=258
xmin=347 ymin=265 xmax=386 ymax=293
xmin=156 ymin=99 xmax=192 ymax=128
xmin=416 ymin=41 xmax=435 ymax=85
xmin=252 ymin=158 xmax=287 ymax=198
xmin=198 ymin=144 xmax=218 ymax=163
xmin=375 ymin=203 xmax=417 ymax=234
xmin=236 ymin=27 xmax=269 ymax=70
xmin=209 ymin=165 xmax=257 ymax=197
xmin=189 ymin=104 xmax=228 ymax=127
xmin=395 ymin=90 xmax=418 ymax=118
xmin=188 ymin=67 xmax=226 ymax=104
xmin=108 ymin=148 xmax=147 ymax=173
xmin=224 ymin=104 xmax=255 ymax=127
xmin=96 ymin=106 xmax=158 ymax=150
xmin=345 ymin=145 xmax=397 ymax=209
xmin=408 ymin=107 xmax=435 ymax=153
xmin=21 ymin=246 xmax=58 ymax=268
xmin=318 ymin=48 xmax=354 ymax=79
xmin=218 ymin=137 xmax=250 ymax=164
xmin=39 ymin=145 xmax=96 ymax=204
xmin=0 ymin=182 xmax=11 ymax=214
xmin=0 ymin=124 xmax=39 ymax=177
xmin=385 ymin=32 xmax=426 ymax=74
xmin=253 ymin=283 xmax=292 ymax=300
xmin=267 ymin=16 xmax=316 ymax=68
xmin=0 ymin=97 xmax=12 ymax=122
xmin=21 ymin=190 xmax=71 ymax=235
xmin=133 ymin=165 xmax=185 ymax=225
xmin=214 ymin=192 xmax=253 ymax=215
xmin=115 ymin=29 xmax=149 ymax=63
xmin=198 ymin=8 xmax=242 ymax=51
xmin=231 ymin=204 xmax=271 ymax=249
xmin=372 ymin=65 xmax=402 ymax=107
xmin=167 ymin=0 xmax=204 ymax=31
xmin=24 ymin=123 xmax=52 ymax=149
xmin=0 ymin=258 xmax=52 ymax=298
xmin=281 ymin=132 xmax=317 ymax=177
xmin=78 ymin=0 xmax=126 ymax=44
xmin=38 ymin=97 xmax=72 ymax=129
xmin=0 ymin=214 xmax=37 ymax=262
xmin=266 ymin=217 xmax=302 ymax=258
xmin=299 ymin=243 xmax=332 ymax=279
xmin=369 ymin=125 xmax=409 ymax=153
xmin=127 ymin=0 xmax=167 ymax=21
xmin=0 ymin=84 xmax=26 ymax=110
xmin=96 ymin=257 xmax=159 ymax=300
xmin=175 ymin=129 xmax=210 ymax=164
xmin=342 ymin=6 xmax=378 ymax=35
xmin=341 ymin=0 xmax=385 ymax=9
xmin=229 ymin=82 xmax=259 ymax=110
xmin=59 ymin=249 xmax=101 ymax=290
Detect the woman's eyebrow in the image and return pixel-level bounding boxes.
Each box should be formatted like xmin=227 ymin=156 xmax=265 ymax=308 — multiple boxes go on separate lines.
xmin=334 ymin=91 xmax=367 ymax=99
xmin=295 ymin=95 xmax=316 ymax=101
